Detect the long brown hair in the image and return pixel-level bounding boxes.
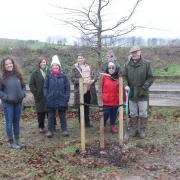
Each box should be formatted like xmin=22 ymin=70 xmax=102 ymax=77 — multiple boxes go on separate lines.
xmin=1 ymin=56 xmax=23 ymax=82
xmin=38 ymin=56 xmax=47 ymax=68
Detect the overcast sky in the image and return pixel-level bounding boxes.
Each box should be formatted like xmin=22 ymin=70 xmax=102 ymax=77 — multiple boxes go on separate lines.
xmin=0 ymin=0 xmax=179 ymax=43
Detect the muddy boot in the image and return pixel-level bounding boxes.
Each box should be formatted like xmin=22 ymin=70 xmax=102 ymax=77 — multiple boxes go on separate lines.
xmin=46 ymin=131 xmax=53 ymax=138
xmin=15 ymin=136 xmax=26 ymax=148
xmin=9 ymin=139 xmax=21 ymax=149
xmin=62 ymin=130 xmax=69 ymax=137
xmin=139 ymin=117 xmax=147 ymax=139
xmin=129 ymin=117 xmax=138 ymax=137
xmin=110 ymin=125 xmax=118 ymax=134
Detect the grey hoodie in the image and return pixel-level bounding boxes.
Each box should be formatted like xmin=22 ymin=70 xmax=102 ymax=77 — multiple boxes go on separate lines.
xmin=0 ymin=71 xmax=25 ymax=106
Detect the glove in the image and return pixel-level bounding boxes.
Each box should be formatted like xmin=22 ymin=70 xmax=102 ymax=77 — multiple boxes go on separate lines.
xmin=139 ymin=88 xmax=145 ymax=96
xmin=125 ymin=86 xmax=130 ymax=92
xmin=2 ymin=95 xmax=8 ymax=102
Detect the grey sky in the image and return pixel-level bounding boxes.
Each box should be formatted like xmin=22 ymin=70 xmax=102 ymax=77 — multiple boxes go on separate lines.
xmin=0 ymin=0 xmax=179 ymax=43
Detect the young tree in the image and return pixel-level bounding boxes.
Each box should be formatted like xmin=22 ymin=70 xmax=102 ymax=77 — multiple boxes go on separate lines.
xmin=49 ymin=0 xmax=143 ymax=67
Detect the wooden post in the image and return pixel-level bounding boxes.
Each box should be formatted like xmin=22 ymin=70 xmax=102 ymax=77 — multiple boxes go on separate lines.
xmin=79 ymin=78 xmax=85 ymax=151
xmin=98 ymin=77 xmax=105 ymax=149
xmin=118 ymin=76 xmax=124 ymax=144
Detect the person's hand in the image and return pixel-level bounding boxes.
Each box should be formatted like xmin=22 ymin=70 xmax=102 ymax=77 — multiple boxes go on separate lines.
xmin=87 ymin=79 xmax=94 ymax=85
xmin=84 ymin=79 xmax=94 ymax=85
xmin=125 ymin=86 xmax=130 ymax=92
xmin=2 ymin=95 xmax=8 ymax=102
xmin=139 ymin=88 xmax=145 ymax=96
xmin=83 ymin=80 xmax=89 ymax=84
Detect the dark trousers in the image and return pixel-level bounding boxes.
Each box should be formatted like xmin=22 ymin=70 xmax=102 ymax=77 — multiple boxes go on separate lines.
xmin=78 ymin=91 xmax=91 ymax=126
xmin=37 ymin=112 xmax=56 ymax=129
xmin=47 ymin=109 xmax=67 ymax=132
xmin=37 ymin=112 xmax=46 ymax=129
xmin=103 ymin=106 xmax=118 ymax=126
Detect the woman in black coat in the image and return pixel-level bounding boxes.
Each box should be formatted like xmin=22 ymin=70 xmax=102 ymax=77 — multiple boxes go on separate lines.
xmin=29 ymin=56 xmax=50 ymax=133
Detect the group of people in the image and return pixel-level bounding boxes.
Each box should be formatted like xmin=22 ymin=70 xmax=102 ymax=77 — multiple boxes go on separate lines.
xmin=0 ymin=45 xmax=154 ymax=149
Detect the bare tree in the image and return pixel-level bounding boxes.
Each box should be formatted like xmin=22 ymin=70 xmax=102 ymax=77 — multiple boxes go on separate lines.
xmin=49 ymin=0 xmax=143 ymax=66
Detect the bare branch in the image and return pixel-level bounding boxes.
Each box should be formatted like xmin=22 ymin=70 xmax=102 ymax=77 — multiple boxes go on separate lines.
xmin=101 ymin=0 xmax=110 ymax=10
xmin=102 ymin=0 xmax=142 ymax=32
xmin=87 ymin=0 xmax=99 ymax=28
xmin=49 ymin=0 xmax=143 ymax=65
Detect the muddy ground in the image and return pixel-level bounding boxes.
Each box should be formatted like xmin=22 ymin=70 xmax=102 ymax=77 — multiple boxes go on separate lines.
xmin=0 ymin=107 xmax=179 ymax=180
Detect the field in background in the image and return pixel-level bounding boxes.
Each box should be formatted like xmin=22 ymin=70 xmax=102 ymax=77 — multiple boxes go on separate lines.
xmin=0 ymin=38 xmax=180 ymax=83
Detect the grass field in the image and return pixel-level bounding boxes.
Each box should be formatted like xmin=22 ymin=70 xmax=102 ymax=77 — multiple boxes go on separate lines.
xmin=154 ymin=64 xmax=180 ymax=76
xmin=0 ymin=107 xmax=179 ymax=179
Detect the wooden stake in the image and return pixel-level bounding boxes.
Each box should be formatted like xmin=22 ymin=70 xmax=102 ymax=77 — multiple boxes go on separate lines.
xmin=79 ymin=78 xmax=85 ymax=151
xmin=118 ymin=76 xmax=124 ymax=144
xmin=98 ymin=77 xmax=105 ymax=149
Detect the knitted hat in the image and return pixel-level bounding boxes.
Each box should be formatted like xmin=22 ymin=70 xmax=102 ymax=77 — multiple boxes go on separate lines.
xmin=51 ymin=55 xmax=61 ymax=67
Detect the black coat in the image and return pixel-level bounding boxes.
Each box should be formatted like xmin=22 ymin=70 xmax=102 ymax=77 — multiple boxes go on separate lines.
xmin=29 ymin=69 xmax=49 ymax=112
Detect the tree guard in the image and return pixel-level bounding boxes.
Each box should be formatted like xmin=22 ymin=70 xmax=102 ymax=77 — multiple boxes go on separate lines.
xmin=79 ymin=78 xmax=85 ymax=151
xmin=118 ymin=76 xmax=124 ymax=144
xmin=98 ymin=76 xmax=105 ymax=149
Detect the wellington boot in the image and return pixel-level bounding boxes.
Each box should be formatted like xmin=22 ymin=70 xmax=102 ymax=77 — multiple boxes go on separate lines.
xmin=110 ymin=125 xmax=118 ymax=134
xmin=139 ymin=129 xmax=146 ymax=139
xmin=129 ymin=117 xmax=138 ymax=137
xmin=138 ymin=117 xmax=148 ymax=139
xmin=46 ymin=131 xmax=53 ymax=138
xmin=15 ymin=138 xmax=26 ymax=148
xmin=10 ymin=143 xmax=21 ymax=149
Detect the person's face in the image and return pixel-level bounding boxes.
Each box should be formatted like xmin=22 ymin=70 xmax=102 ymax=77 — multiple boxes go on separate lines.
xmin=108 ymin=65 xmax=116 ymax=75
xmin=4 ymin=59 xmax=14 ymax=71
xmin=39 ymin=59 xmax=46 ymax=69
xmin=131 ymin=50 xmax=141 ymax=60
xmin=51 ymin=64 xmax=60 ymax=72
xmin=77 ymin=55 xmax=85 ymax=65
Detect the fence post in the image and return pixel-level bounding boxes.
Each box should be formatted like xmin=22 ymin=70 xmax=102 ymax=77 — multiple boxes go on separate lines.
xmin=98 ymin=76 xmax=105 ymax=149
xmin=79 ymin=78 xmax=85 ymax=151
xmin=118 ymin=76 xmax=124 ymax=144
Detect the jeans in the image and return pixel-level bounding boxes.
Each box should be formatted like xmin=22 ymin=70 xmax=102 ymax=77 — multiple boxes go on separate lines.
xmin=3 ymin=103 xmax=22 ymax=140
xmin=47 ymin=109 xmax=67 ymax=132
xmin=103 ymin=106 xmax=118 ymax=126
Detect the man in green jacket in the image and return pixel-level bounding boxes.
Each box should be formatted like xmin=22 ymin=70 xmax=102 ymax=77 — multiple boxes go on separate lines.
xmin=123 ymin=46 xmax=154 ymax=138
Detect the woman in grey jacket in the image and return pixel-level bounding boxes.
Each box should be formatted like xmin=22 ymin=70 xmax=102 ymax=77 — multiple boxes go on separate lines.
xmin=0 ymin=56 xmax=26 ymax=149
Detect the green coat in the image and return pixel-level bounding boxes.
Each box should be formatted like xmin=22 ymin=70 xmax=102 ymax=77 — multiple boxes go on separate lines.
xmin=123 ymin=58 xmax=154 ymax=101
xmin=29 ymin=69 xmax=49 ymax=112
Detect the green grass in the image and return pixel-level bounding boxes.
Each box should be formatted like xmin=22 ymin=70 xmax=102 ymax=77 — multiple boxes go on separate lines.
xmin=0 ymin=38 xmax=70 ymax=50
xmin=61 ymin=144 xmax=81 ymax=155
xmin=150 ymin=107 xmax=175 ymax=121
xmin=154 ymin=64 xmax=180 ymax=76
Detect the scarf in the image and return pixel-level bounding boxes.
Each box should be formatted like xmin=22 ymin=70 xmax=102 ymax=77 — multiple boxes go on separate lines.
xmin=51 ymin=69 xmax=61 ymax=77
xmin=75 ymin=63 xmax=91 ymax=94
xmin=40 ymin=66 xmax=48 ymax=79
